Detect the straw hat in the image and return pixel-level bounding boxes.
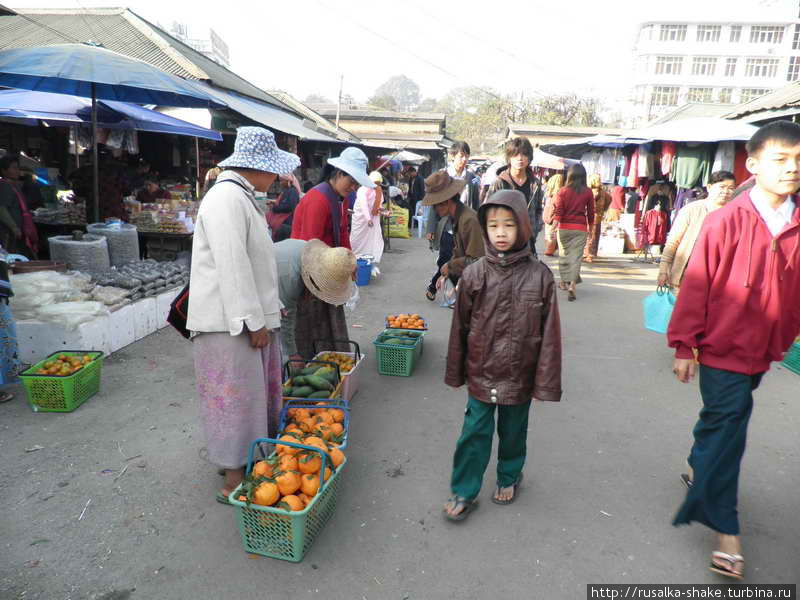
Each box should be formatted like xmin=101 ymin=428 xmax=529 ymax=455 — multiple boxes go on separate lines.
xmin=301 ymin=240 xmax=356 ymax=306
xmin=421 ymin=171 xmax=467 ymax=206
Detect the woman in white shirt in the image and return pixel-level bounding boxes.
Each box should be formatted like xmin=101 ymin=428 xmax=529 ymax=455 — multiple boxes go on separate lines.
xmin=186 ymin=127 xmax=300 ymax=505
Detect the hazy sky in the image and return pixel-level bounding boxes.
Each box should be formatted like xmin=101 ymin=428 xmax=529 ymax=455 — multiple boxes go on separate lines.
xmin=8 ymin=0 xmax=797 ymax=105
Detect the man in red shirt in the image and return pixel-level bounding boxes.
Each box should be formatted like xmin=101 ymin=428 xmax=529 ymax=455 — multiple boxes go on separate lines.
xmin=668 ymin=121 xmax=800 ymax=579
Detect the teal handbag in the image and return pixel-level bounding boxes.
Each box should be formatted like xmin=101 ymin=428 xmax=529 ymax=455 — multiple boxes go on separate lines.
xmin=643 ymin=286 xmax=676 ymax=334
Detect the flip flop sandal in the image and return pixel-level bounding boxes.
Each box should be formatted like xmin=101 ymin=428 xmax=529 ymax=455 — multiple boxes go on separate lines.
xmin=492 ymin=473 xmax=523 ymax=505
xmin=709 ymin=552 xmax=744 ymax=580
xmin=443 ymin=497 xmax=478 ymax=522
xmin=215 ymin=491 xmax=233 ymax=506
xmin=680 ymin=473 xmax=693 ymax=489
xmin=567 ymin=290 xmax=577 ymax=302
xmin=425 ymin=290 xmax=436 ymax=301
xmin=0 ymin=391 xmax=13 ymax=403
xmin=558 ymin=282 xmax=568 ymax=291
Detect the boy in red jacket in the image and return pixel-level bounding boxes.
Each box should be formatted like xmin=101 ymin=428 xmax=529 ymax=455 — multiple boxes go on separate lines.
xmin=668 ymin=121 xmax=800 ymax=579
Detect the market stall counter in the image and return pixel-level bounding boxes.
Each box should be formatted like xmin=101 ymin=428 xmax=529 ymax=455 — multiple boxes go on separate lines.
xmin=11 ymin=260 xmax=189 ymax=364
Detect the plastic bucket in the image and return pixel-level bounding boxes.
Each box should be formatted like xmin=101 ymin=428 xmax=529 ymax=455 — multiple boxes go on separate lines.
xmin=356 ymin=258 xmax=371 ymax=286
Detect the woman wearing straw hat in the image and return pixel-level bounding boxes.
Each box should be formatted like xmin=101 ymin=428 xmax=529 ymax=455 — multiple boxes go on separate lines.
xmin=187 ymin=126 xmax=300 ymax=505
xmin=291 ymin=147 xmax=376 ymax=249
xmin=275 ymin=238 xmax=357 ymax=361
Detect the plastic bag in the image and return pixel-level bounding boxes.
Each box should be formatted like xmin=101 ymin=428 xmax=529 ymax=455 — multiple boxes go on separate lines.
xmin=344 ymin=282 xmax=360 ymax=313
xmin=435 ymin=277 xmax=457 ymax=308
xmin=92 ymin=286 xmax=131 ymax=306
xmin=643 ymin=286 xmax=676 ymax=334
xmin=388 ymin=203 xmax=410 ymax=239
xmin=36 ymin=301 xmax=109 ymax=331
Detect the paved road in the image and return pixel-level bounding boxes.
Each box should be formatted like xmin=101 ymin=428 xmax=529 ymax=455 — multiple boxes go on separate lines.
xmin=1 ymin=237 xmax=798 ymax=600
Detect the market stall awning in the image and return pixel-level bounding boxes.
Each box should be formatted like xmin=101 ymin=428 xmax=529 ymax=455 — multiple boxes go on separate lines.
xmin=0 ymin=43 xmax=225 ymax=108
xmin=0 ymin=89 xmax=222 ymax=140
xmin=624 ymin=117 xmax=758 ymax=143
xmin=532 ymin=149 xmax=580 ymax=170
xmin=540 ymin=134 xmax=639 ymax=159
xmin=380 ymin=150 xmax=429 ymax=164
xmin=192 ymin=83 xmax=346 ymax=143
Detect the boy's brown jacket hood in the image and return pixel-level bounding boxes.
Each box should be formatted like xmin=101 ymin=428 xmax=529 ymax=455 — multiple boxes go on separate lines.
xmin=478 ymin=189 xmax=533 ymax=263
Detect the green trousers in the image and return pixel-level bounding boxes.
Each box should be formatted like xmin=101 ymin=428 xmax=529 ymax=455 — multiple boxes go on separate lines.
xmin=450 ymin=395 xmax=531 ymax=500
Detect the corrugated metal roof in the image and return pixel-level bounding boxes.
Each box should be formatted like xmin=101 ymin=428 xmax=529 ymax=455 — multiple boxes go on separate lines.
xmin=651 ymin=103 xmax=733 ymax=125
xmin=267 ymin=90 xmax=361 ymax=143
xmin=0 ymin=8 xmax=297 ymax=114
xmin=507 ymin=123 xmax=623 ymax=136
xmin=311 ymin=105 xmax=446 ymax=121
xmin=724 ymin=81 xmax=800 ymax=119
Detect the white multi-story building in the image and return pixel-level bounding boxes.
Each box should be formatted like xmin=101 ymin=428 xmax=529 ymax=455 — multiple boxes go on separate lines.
xmin=167 ymin=22 xmax=230 ymax=68
xmin=631 ymin=11 xmax=800 ymax=124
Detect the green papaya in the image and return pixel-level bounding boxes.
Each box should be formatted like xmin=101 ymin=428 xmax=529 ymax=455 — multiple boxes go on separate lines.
xmin=400 ymin=339 xmax=416 ymax=346
xmin=314 ymin=367 xmax=337 ymax=383
xmin=291 ymin=386 xmax=314 ymax=397
xmin=301 ymin=366 xmax=319 ymax=376
xmin=308 ymin=390 xmax=332 ymax=399
xmin=305 ymin=375 xmax=334 ymax=391
xmin=292 ymin=375 xmax=308 ymax=386
xmin=385 ymin=338 xmax=404 ymax=345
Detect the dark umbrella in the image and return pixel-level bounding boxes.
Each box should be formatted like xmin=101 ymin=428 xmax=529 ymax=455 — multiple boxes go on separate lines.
xmin=0 ymin=43 xmax=226 ymax=221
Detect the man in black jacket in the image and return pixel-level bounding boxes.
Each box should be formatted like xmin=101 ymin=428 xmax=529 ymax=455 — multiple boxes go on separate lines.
xmin=405 ymin=166 xmax=425 ymax=232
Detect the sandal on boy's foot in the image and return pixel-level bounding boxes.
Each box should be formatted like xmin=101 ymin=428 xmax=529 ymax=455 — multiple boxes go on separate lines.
xmin=680 ymin=473 xmax=693 ymax=489
xmin=425 ymin=290 xmax=436 ymax=301
xmin=492 ymin=473 xmax=523 ymax=505
xmin=709 ymin=552 xmax=744 ymax=580
xmin=215 ymin=491 xmax=233 ymax=506
xmin=443 ymin=497 xmax=478 ymax=522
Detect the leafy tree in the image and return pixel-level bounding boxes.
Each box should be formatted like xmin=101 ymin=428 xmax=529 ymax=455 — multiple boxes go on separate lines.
xmin=417 ymin=97 xmax=438 ymax=112
xmin=370 ymin=75 xmax=420 ymax=112
xmin=368 ymin=94 xmax=398 ymax=111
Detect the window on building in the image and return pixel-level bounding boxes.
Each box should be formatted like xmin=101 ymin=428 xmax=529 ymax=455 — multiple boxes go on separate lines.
xmin=659 ymin=24 xmax=687 ymax=42
xmin=655 ymin=56 xmax=683 ymax=75
xmin=740 ymin=88 xmax=770 ymax=102
xmin=749 ymin=25 xmax=785 ymax=44
xmin=650 ymin=86 xmax=680 ymax=106
xmin=688 ymin=87 xmax=713 ymax=102
xmin=697 ymin=25 xmax=721 ymax=42
xmin=788 ymin=56 xmax=800 ymax=81
xmin=725 ymin=57 xmax=738 ymax=76
xmin=692 ymin=56 xmax=718 ymax=76
xmin=730 ymin=25 xmax=742 ymax=43
xmin=745 ymin=57 xmax=779 ymax=78
xmin=718 ymin=88 xmax=734 ymax=103
xmin=793 ymin=24 xmax=800 ymax=49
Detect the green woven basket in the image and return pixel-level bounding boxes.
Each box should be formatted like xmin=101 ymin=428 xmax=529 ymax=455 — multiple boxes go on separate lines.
xmin=781 ymin=342 xmax=800 ymax=376
xmin=229 ymin=456 xmax=347 ymax=562
xmin=373 ymin=330 xmax=423 ymax=377
xmin=18 ymin=351 xmax=104 ymax=413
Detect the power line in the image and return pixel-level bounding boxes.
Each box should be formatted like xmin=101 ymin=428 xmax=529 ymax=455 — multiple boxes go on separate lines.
xmin=312 ymin=0 xmax=535 ymax=111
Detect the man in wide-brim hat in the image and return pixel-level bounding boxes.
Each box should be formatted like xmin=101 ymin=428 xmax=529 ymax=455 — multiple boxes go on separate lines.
xmin=422 ymin=171 xmax=485 ymax=288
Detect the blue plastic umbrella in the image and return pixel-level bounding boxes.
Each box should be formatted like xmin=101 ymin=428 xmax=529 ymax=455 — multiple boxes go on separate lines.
xmin=0 ymin=89 xmax=222 ymax=140
xmin=0 ymin=43 xmax=227 ymax=219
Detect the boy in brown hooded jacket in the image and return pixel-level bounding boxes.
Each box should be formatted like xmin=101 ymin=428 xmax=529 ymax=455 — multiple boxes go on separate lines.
xmin=443 ymin=189 xmax=562 ymax=521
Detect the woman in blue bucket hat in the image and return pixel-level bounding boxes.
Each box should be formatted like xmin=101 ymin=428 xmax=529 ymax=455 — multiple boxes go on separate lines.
xmin=291 ymin=146 xmax=375 ymax=249
xmin=187 ymin=126 xmax=300 ymax=505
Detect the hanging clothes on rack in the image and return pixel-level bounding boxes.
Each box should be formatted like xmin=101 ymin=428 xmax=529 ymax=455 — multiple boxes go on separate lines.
xmin=580 ymin=151 xmax=602 ymax=179
xmin=712 ymin=141 xmax=735 ymax=173
xmin=661 ymin=141 xmax=677 ymax=176
xmin=733 ymin=143 xmax=749 ymax=184
xmin=627 ymin=150 xmax=640 ymax=188
xmin=643 ymin=207 xmax=670 ymax=246
xmin=672 ymin=144 xmax=712 ymax=188
xmin=618 ymin=152 xmax=631 ymax=187
xmin=599 ymin=149 xmax=618 ymax=184
xmin=638 ymin=144 xmax=655 ymax=179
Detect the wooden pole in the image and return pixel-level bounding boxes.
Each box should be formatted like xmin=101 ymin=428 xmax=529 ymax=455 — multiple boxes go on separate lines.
xmin=91 ymin=82 xmax=100 ymax=223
